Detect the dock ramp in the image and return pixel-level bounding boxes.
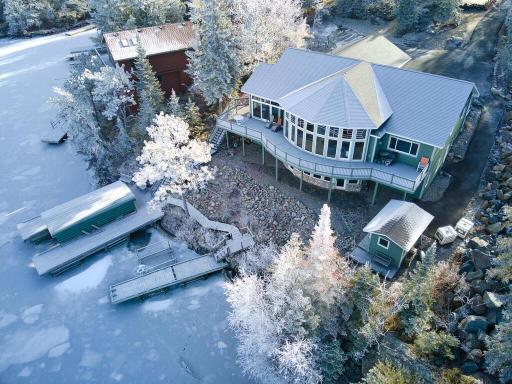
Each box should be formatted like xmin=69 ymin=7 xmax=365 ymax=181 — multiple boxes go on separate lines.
xmin=33 ymin=205 xmax=163 ymax=276
xmin=17 ymin=216 xmax=50 ymax=243
xmin=110 ymin=255 xmax=227 ymax=304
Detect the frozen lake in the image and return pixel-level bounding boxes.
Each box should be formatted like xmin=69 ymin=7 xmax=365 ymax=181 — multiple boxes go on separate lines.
xmin=0 ymin=29 xmax=249 ymax=383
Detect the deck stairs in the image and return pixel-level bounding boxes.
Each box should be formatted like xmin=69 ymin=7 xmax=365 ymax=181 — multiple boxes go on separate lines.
xmin=208 ymin=125 xmax=225 ymax=154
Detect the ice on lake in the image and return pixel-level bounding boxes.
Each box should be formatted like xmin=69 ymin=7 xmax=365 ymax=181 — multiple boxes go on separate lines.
xmin=0 ymin=28 xmax=250 ymax=383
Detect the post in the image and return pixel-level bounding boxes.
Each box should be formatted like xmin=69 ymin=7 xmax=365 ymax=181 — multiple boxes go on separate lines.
xmin=225 ymin=131 xmax=229 ymax=149
xmin=403 ymin=191 xmax=407 ymax=201
xmin=242 ymin=138 xmax=245 ymax=157
xmin=371 ymin=182 xmax=379 ymax=205
xmin=262 ymin=144 xmax=265 ymax=165
xmin=275 ymin=157 xmax=278 ymax=181
xmin=327 ymin=179 xmax=333 ymax=202
xmin=299 ymin=170 xmax=304 ymax=191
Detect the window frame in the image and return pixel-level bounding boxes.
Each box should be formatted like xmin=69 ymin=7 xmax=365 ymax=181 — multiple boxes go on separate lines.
xmin=388 ymin=136 xmax=419 ymax=157
xmin=377 ymin=236 xmax=390 ymax=249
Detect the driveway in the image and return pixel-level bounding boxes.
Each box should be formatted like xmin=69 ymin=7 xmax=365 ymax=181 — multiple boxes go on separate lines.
xmin=405 ymin=6 xmax=506 ymax=231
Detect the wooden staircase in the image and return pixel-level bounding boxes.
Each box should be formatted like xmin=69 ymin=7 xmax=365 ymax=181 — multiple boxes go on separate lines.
xmin=208 ymin=125 xmax=225 ymax=154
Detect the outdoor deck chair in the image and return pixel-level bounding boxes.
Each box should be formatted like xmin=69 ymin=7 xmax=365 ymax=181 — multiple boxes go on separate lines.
xmin=417 ymin=157 xmax=430 ymax=171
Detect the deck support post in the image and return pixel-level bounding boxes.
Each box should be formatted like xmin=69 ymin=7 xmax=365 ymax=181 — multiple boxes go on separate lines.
xmin=300 ymin=171 xmax=304 ymax=191
xmin=403 ymin=191 xmax=407 ymax=201
xmin=371 ymin=182 xmax=379 ymax=206
xmin=327 ymin=179 xmax=333 ymax=202
xmin=242 ymin=138 xmax=245 ymax=156
xmin=225 ymin=131 xmax=229 ymax=149
xmin=261 ymin=144 xmax=265 ymax=165
xmin=275 ymin=158 xmax=278 ymax=181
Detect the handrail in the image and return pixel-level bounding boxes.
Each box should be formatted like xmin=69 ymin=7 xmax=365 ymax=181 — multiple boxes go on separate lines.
xmin=217 ymin=103 xmax=428 ymax=193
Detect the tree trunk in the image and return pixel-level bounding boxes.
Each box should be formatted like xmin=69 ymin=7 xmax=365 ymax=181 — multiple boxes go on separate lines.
xmin=182 ymin=194 xmax=190 ymax=216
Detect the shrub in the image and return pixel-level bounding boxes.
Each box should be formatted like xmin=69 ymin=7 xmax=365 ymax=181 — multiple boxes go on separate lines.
xmin=412 ymin=330 xmax=459 ymax=364
xmin=438 ymin=368 xmax=481 ymax=384
xmin=362 ymin=360 xmax=423 ymax=384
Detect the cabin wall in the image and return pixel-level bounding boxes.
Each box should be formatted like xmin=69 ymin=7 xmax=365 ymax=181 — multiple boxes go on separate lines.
xmin=368 ymin=233 xmax=406 ymax=268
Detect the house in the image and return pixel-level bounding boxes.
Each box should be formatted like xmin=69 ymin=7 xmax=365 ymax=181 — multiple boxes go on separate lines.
xmin=331 ymin=35 xmax=412 ymax=68
xmin=351 ymin=199 xmax=434 ymax=278
xmin=103 ymin=22 xmax=195 ymax=96
xmin=215 ymin=48 xmax=478 ymax=202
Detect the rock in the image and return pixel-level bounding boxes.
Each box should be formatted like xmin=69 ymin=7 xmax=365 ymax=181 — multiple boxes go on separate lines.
xmin=461 ymin=360 xmax=480 ymax=374
xmin=497 ymin=189 xmax=505 ymax=200
xmin=470 ymin=279 xmax=491 ymax=295
xmin=487 ymin=309 xmax=504 ymax=326
xmin=459 ymin=261 xmax=474 ymax=274
xmin=471 ymin=249 xmax=492 ymax=270
xmin=483 ymin=292 xmax=504 ymax=309
xmin=467 ymin=349 xmax=484 ymax=365
xmin=459 ymin=316 xmax=488 ymax=333
xmin=468 ymin=236 xmax=489 ymax=249
xmin=470 ymin=294 xmax=486 ymax=315
xmin=486 ymin=222 xmax=503 ymax=234
xmin=465 ymin=269 xmax=484 ymax=281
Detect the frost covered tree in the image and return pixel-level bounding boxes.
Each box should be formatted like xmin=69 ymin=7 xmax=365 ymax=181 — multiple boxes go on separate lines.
xmin=183 ymin=98 xmax=204 ymax=135
xmin=361 ymin=361 xmax=417 ymax=384
xmin=432 ymin=0 xmax=460 ymax=25
xmin=133 ymin=46 xmax=165 ymax=134
xmin=237 ymin=243 xmax=279 ymax=275
xmin=396 ymin=0 xmax=418 ymax=35
xmin=486 ymin=306 xmax=512 ymax=383
xmin=187 ymin=0 xmax=241 ymax=107
xmin=488 ymin=238 xmax=512 ymax=283
xmin=90 ymin=0 xmax=185 ymax=33
xmin=166 ymin=89 xmax=184 ymax=118
xmin=132 ymin=113 xmax=214 ymax=209
xmin=232 ymin=0 xmax=308 ymax=74
xmin=336 ymin=0 xmax=369 ymax=19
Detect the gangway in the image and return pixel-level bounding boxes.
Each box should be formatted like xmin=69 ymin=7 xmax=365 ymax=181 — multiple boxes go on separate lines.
xmin=110 ymin=255 xmax=227 ymax=304
xmin=33 ymin=205 xmax=163 ymax=276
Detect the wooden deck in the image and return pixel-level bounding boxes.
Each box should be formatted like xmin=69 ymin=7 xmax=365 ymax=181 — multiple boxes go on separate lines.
xmin=110 ymin=255 xmax=227 ymax=304
xmin=17 ymin=216 xmax=49 ymax=242
xmin=32 ymin=205 xmax=163 ymax=276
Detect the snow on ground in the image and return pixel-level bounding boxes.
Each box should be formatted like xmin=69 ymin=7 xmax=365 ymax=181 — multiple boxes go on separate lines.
xmin=0 ymin=29 xmax=249 ymax=383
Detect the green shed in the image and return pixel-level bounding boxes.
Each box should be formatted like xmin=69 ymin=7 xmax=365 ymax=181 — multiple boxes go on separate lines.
xmin=351 ymin=199 xmax=433 ymax=278
xmin=40 ymin=181 xmax=136 ymax=243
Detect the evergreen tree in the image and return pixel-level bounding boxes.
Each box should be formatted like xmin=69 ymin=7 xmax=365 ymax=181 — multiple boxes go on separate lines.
xmin=133 ymin=46 xmax=164 ymax=133
xmin=183 ymin=98 xmax=203 ymax=134
xmin=432 ymin=0 xmax=460 ymax=25
xmin=361 ymin=361 xmax=421 ymax=384
xmin=336 ymin=0 xmax=369 ymax=19
xmin=187 ymin=0 xmax=240 ymax=107
xmin=396 ymin=0 xmax=418 ymax=35
xmin=166 ymin=89 xmax=184 ymax=118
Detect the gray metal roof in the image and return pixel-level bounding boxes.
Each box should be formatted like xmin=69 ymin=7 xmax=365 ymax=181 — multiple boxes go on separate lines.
xmin=333 ymin=35 xmax=412 ymax=68
xmin=363 ymin=199 xmax=434 ymax=251
xmin=242 ymin=48 xmax=477 ymax=148
xmin=103 ymin=22 xmax=194 ymax=62
xmin=41 ymin=181 xmax=135 ymax=237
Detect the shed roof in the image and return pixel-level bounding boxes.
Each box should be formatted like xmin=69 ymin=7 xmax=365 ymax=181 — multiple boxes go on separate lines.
xmin=41 ymin=181 xmax=135 ymax=237
xmin=241 ymin=48 xmax=477 ymax=148
xmin=333 ymin=35 xmax=412 ymax=68
xmin=103 ymin=22 xmax=195 ymax=62
xmin=363 ymin=199 xmax=434 ymax=251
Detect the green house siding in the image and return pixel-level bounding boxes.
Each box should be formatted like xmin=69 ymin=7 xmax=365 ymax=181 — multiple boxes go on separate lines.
xmin=366 ymin=136 xmax=378 ymax=162
xmin=368 ymin=233 xmax=406 ymax=268
xmin=375 ymin=135 xmax=434 ymax=167
xmin=52 ymin=200 xmax=136 ymax=243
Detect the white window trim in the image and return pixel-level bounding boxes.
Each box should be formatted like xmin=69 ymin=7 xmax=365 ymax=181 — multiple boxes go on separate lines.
xmin=388 ymin=136 xmax=420 ymax=157
xmin=377 ymin=236 xmax=390 ymax=249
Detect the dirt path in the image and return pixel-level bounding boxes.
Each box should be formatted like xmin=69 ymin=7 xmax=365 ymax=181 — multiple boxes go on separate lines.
xmin=405 ymin=6 xmax=506 ymax=231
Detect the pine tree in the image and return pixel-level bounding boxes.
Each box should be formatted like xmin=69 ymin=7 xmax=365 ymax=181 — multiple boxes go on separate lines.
xmin=336 ymin=0 xmax=369 ymax=19
xmin=183 ymin=98 xmax=203 ymax=134
xmin=166 ymin=89 xmax=184 ymax=118
xmin=133 ymin=46 xmax=164 ymax=133
xmin=396 ymin=0 xmax=418 ymax=35
xmin=432 ymin=0 xmax=460 ymax=25
xmin=361 ymin=361 xmax=420 ymax=384
xmin=186 ymin=0 xmax=240 ymax=107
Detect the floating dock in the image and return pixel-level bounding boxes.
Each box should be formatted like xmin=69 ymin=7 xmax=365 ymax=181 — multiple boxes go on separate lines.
xmin=32 ymin=205 xmax=163 ymax=276
xmin=17 ymin=216 xmax=50 ymax=243
xmin=110 ymin=255 xmax=227 ymax=304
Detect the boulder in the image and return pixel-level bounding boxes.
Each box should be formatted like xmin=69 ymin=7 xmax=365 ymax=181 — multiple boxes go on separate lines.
xmin=487 ymin=308 xmax=504 ymax=326
xmin=459 ymin=261 xmax=474 ymax=274
xmin=483 ymin=292 xmax=504 ymax=309
xmin=470 ymin=295 xmax=486 ymax=315
xmin=467 ymin=349 xmax=484 ymax=365
xmin=466 ymin=269 xmax=484 ymax=281
xmin=459 ymin=315 xmax=488 ymax=333
xmin=468 ymin=236 xmax=489 ymax=249
xmin=461 ymin=360 xmax=480 ymax=374
xmin=486 ymin=222 xmax=502 ymax=234
xmin=471 ymin=249 xmax=492 ymax=270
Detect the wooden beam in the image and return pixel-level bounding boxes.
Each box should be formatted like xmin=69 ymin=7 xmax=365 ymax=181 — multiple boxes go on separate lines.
xmin=242 ymin=138 xmax=245 ymax=156
xmin=225 ymin=131 xmax=229 ymax=149
xmin=327 ymin=179 xmax=333 ymax=202
xmin=300 ymin=171 xmax=303 ymax=191
xmin=275 ymin=157 xmax=278 ymax=181
xmin=371 ymin=182 xmax=379 ymax=205
xmin=261 ymin=144 xmax=265 ymax=165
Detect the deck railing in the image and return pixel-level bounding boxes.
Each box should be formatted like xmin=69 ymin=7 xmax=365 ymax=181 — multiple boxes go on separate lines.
xmin=217 ymin=102 xmax=429 ymax=193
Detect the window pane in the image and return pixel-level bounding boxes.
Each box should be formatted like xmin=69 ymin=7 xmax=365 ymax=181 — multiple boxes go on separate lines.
xmin=291 ymin=125 xmax=295 ymax=142
xmin=411 ymin=143 xmax=419 ymax=156
xmin=305 ymin=133 xmax=313 ymax=152
xmin=291 ymin=115 xmax=296 ymax=124
xmin=396 ymin=139 xmax=411 ymax=153
xmin=297 ymin=129 xmax=303 ymax=148
xmin=315 ymin=137 xmax=324 ymax=155
xmin=252 ymin=96 xmax=261 ymax=101
xmin=306 ymin=122 xmax=314 ymax=132
xmin=252 ymin=101 xmax=261 ymax=119
xmin=353 ymin=142 xmax=364 ymax=160
xmin=340 ymin=141 xmax=350 ymax=159
xmin=271 ymin=107 xmax=279 ymax=122
xmin=356 ymin=129 xmax=366 ymax=139
xmin=336 ymin=179 xmax=345 ymax=187
xmin=284 ymin=123 xmax=288 ymax=138
xmin=261 ymin=103 xmax=270 ymax=121
xmin=390 ymin=137 xmax=397 ymax=149
xmin=298 ymin=118 xmax=304 ymax=128
xmin=342 ymin=129 xmax=352 ymax=139
xmin=317 ymin=125 xmax=326 ymax=135
xmin=327 ymin=139 xmax=337 ymax=158
xmin=329 ymin=127 xmax=339 ymax=138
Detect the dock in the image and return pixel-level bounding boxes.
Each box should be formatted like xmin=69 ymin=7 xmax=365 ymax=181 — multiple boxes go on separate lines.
xmin=17 ymin=216 xmax=49 ymax=243
xmin=110 ymin=255 xmax=227 ymax=304
xmin=41 ymin=119 xmax=68 ymax=144
xmin=32 ymin=205 xmax=163 ymax=276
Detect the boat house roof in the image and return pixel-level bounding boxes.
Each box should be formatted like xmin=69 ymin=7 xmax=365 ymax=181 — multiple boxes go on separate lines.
xmin=363 ymin=199 xmax=434 ymax=251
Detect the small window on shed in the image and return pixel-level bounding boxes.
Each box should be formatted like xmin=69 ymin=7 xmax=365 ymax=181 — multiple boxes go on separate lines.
xmin=130 ymin=37 xmax=138 ymax=46
xmin=120 ymin=39 xmax=129 ymax=47
xmin=378 ymin=237 xmax=389 ymax=249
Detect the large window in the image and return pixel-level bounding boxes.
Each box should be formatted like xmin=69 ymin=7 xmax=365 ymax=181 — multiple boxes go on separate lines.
xmin=251 ymin=96 xmax=281 ymax=122
xmin=389 ymin=137 xmax=419 ymax=156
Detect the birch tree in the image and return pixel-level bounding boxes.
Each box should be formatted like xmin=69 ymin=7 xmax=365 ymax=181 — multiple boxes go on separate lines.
xmin=132 ymin=113 xmax=214 ymax=209
xmin=186 ymin=0 xmax=241 ymax=107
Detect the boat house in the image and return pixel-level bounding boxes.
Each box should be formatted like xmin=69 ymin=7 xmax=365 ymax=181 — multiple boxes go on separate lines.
xmin=351 ymin=199 xmax=434 ymax=278
xmin=215 ymin=48 xmax=478 ymax=202
xmin=103 ymin=22 xmax=195 ymax=96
